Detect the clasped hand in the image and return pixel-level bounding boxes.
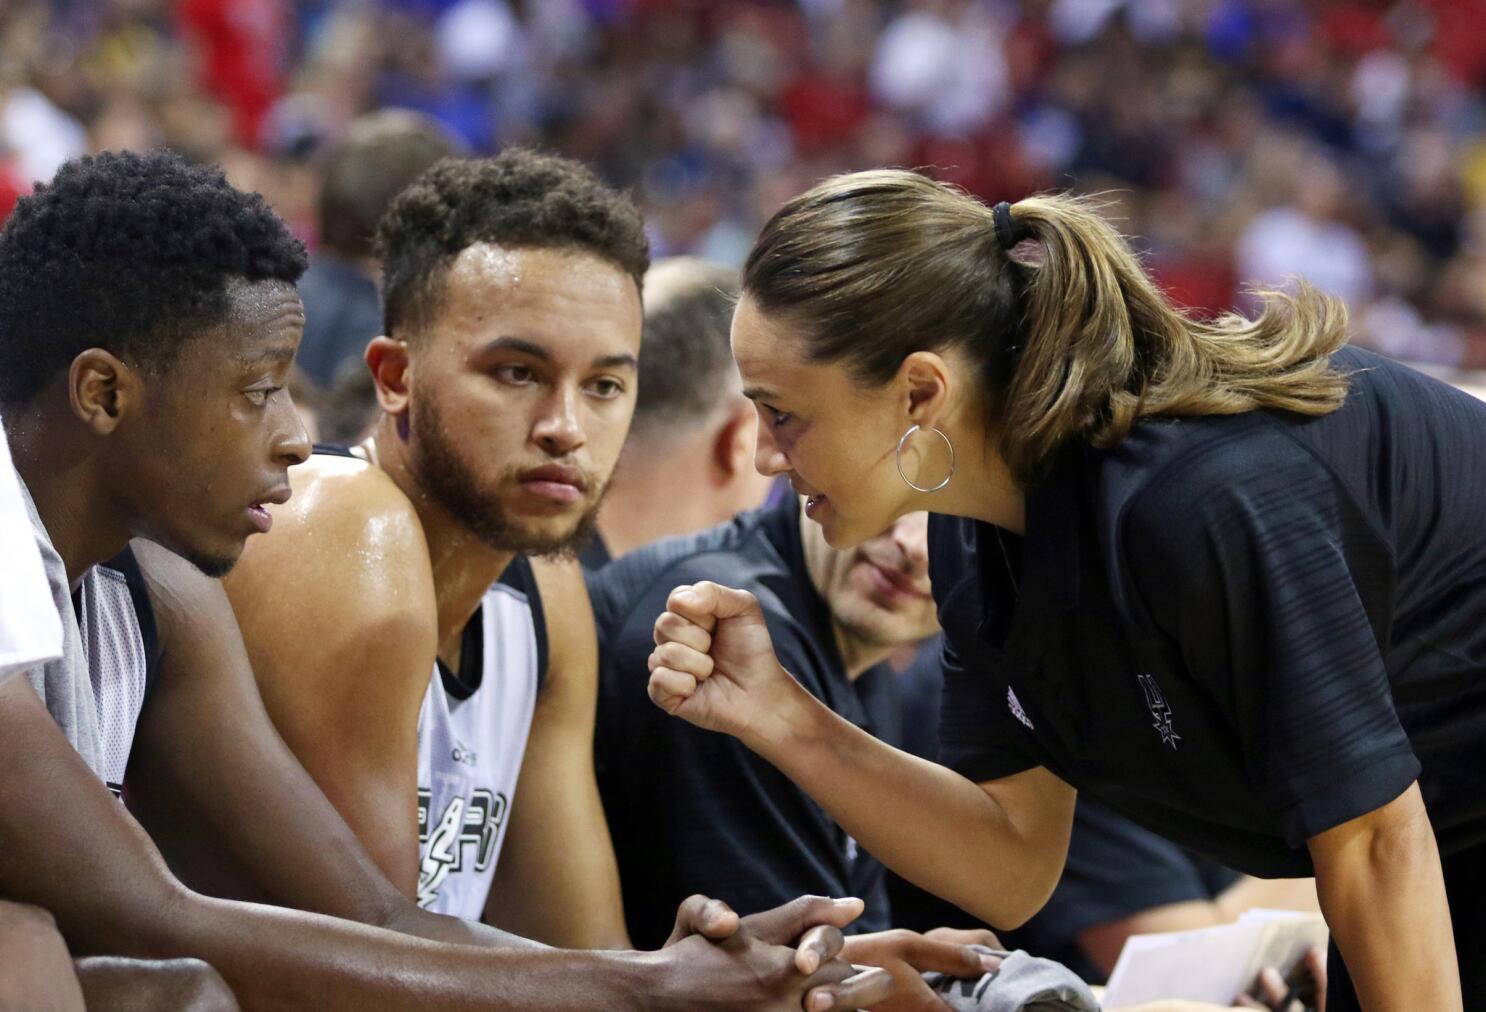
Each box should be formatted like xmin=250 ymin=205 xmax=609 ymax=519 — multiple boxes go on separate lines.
xmin=662 ymin=893 xmax=893 ymax=1011
xmin=667 ymin=896 xmax=1007 ymax=1012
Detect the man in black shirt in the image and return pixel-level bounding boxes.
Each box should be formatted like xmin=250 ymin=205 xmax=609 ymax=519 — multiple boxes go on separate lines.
xmin=592 ymin=496 xmax=939 ymax=944
xmin=592 ymin=500 xmax=1027 ymax=1007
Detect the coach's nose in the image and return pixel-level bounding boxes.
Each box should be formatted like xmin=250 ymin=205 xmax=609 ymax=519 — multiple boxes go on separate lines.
xmin=753 ymin=416 xmax=789 ymax=478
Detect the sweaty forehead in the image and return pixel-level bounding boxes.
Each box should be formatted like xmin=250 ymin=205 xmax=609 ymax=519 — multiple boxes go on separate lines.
xmin=160 ymin=278 xmax=303 ymax=368
xmin=432 ymin=243 xmax=641 ymax=350
xmin=225 ymin=279 xmax=305 ymax=344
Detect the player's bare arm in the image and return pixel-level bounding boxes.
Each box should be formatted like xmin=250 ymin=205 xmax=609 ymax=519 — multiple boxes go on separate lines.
xmin=127 ymin=537 xmax=473 ymax=940
xmin=0 ymin=670 xmax=899 ymax=1009
xmin=73 ymin=957 xmax=239 ymax=1012
xmin=0 ymin=900 xmax=85 ymax=1012
xmin=481 ymin=555 xmax=628 ymax=948
xmin=221 ymin=455 xmax=437 ymax=896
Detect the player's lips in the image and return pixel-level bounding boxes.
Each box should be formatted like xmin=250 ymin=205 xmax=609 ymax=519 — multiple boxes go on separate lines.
xmin=246 ymin=486 xmax=291 ymax=534
xmin=519 ymin=464 xmax=587 ymax=505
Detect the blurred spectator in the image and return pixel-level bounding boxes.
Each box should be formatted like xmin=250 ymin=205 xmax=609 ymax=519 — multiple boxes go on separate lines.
xmin=177 ymin=0 xmax=290 ymax=148
xmin=297 ymin=108 xmax=465 ymax=388
xmin=1235 ymin=144 xmax=1373 ymax=309
xmin=316 ymin=357 xmax=381 ymax=446
xmin=0 ymin=0 xmax=1481 ymax=370
xmin=869 ymin=0 xmax=1010 ymax=135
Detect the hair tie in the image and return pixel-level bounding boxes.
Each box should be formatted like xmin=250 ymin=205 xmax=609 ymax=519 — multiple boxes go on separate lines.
xmin=992 ymin=201 xmax=1024 ymax=250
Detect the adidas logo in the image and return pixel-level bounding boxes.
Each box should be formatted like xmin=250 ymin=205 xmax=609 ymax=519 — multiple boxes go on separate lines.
xmin=1006 ymin=686 xmax=1034 ymax=730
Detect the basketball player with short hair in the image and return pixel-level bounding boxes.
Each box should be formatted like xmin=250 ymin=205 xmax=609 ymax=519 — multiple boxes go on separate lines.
xmin=223 ymin=150 xmax=639 ymax=947
xmin=227 ymin=157 xmax=1007 ymax=981
xmin=0 ymin=148 xmax=894 ymax=1009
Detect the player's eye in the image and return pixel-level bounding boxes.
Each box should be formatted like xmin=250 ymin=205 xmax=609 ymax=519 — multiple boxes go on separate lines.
xmin=587 ymin=377 xmax=625 ymax=399
xmin=244 ymin=386 xmax=281 ymax=407
xmin=494 ymin=364 xmax=536 ymax=385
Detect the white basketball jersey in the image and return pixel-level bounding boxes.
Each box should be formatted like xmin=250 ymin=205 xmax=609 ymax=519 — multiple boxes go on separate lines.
xmin=415 ymin=559 xmax=545 ymax=920
xmin=73 ymin=550 xmax=158 ymax=794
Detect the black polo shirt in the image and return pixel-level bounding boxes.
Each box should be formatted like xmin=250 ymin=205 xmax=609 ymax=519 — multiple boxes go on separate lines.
xmin=589 ymin=496 xmax=896 ymax=948
xmin=889 ymin=639 xmax=1239 ymax=982
xmin=933 ymin=347 xmax=1486 ymax=877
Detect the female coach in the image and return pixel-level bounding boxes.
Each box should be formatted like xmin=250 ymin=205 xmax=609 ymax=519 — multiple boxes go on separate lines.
xmin=646 ymin=170 xmax=1486 ymax=1011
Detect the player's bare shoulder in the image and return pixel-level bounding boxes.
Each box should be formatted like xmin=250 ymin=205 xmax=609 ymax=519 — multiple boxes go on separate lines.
xmin=225 ymin=451 xmax=437 ymax=641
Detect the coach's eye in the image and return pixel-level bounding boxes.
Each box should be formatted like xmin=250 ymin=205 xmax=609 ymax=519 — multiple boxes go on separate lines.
xmin=765 ymin=405 xmax=791 ymax=428
xmin=495 ymin=364 xmax=536 ymax=386
xmin=244 ymin=386 xmax=281 ymax=407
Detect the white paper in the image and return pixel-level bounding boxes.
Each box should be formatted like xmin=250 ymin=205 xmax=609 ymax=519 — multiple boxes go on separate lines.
xmin=1103 ymin=913 xmax=1327 ymax=1008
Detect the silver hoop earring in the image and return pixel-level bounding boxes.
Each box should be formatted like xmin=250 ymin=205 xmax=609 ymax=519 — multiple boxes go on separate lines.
xmin=896 ymin=424 xmax=955 ymax=493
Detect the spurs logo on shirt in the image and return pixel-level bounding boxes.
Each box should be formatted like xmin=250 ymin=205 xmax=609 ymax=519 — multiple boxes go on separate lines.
xmin=1006 ymin=686 xmax=1035 ymax=730
xmin=1137 ymin=672 xmax=1180 ymax=749
xmin=416 ymin=788 xmax=507 ymax=907
xmin=414 ymin=574 xmax=543 ymax=920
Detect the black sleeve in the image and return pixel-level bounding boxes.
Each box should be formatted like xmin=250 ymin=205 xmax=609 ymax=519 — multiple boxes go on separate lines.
xmin=937 ymin=631 xmax=1039 ymax=783
xmin=1124 ymin=437 xmax=1419 ymax=847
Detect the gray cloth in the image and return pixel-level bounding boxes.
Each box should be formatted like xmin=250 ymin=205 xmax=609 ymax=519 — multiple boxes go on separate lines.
xmin=14 ymin=473 xmax=102 ymax=776
xmin=923 ymin=948 xmax=1101 ymax=1012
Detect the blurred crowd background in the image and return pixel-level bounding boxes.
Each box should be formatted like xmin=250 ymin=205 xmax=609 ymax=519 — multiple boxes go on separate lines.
xmin=2 ymin=0 xmax=1485 ymax=375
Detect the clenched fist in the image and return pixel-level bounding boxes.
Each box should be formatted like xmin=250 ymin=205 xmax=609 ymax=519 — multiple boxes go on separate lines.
xmin=648 ymin=581 xmax=812 ymax=748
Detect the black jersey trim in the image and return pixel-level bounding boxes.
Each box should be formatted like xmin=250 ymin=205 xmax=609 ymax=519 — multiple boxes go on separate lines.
xmin=499 ymin=555 xmax=549 ymax=694
xmin=312 ymin=442 xmax=364 ymax=461
xmin=436 ymin=608 xmax=486 ymax=702
xmin=437 ymin=556 xmax=548 ymax=699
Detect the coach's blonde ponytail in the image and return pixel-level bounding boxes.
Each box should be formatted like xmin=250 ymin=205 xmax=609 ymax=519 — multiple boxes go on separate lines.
xmin=743 ymin=171 xmax=1350 ymax=486
xmin=1000 ymin=194 xmax=1349 ymax=482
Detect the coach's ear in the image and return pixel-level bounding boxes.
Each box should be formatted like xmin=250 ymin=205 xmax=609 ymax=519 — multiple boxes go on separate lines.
xmin=68 ymin=348 xmax=137 ymax=435
xmin=365 ymin=337 xmax=411 ymax=416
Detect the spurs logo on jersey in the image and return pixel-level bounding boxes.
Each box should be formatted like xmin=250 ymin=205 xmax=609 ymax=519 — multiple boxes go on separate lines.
xmin=413 ymin=572 xmax=543 ymax=921
xmin=306 ymin=447 xmax=546 ymax=922
xmin=416 ymin=788 xmax=508 ymax=908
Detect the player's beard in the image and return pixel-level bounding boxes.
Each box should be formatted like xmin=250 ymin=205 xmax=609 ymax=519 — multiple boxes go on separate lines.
xmin=409 ymin=395 xmax=605 ymax=559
